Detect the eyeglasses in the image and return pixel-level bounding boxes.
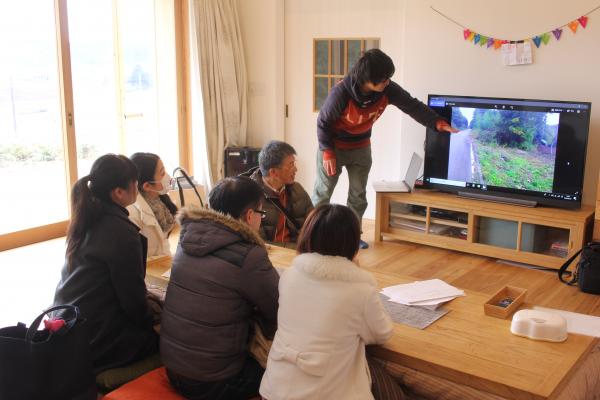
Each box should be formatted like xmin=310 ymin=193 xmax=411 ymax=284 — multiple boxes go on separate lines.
xmin=253 ymin=209 xmax=267 ymax=219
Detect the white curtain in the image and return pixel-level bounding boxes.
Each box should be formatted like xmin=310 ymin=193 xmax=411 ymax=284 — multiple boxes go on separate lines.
xmin=189 ymin=0 xmax=248 ymax=185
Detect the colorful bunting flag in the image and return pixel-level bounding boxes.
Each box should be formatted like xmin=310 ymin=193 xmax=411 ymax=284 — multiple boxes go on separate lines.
xmin=569 ymin=20 xmax=579 ymax=33
xmin=452 ymin=9 xmax=593 ymax=51
xmin=541 ymin=32 xmax=550 ymax=45
xmin=552 ymin=28 xmax=563 ymax=40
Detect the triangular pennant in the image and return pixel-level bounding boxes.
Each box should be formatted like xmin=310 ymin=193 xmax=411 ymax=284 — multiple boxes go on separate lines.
xmin=541 ymin=32 xmax=550 ymax=45
xmin=479 ymin=35 xmax=488 ymax=46
xmin=569 ymin=20 xmax=579 ymax=33
xmin=474 ymin=33 xmax=481 ymax=44
xmin=578 ymin=16 xmax=588 ymax=28
xmin=487 ymin=37 xmax=494 ymax=48
xmin=463 ymin=29 xmax=471 ymax=39
xmin=493 ymin=39 xmax=503 ymax=49
xmin=552 ymin=28 xmax=563 ymax=40
xmin=532 ymin=36 xmax=542 ymax=48
xmin=468 ymin=32 xmax=475 ymax=42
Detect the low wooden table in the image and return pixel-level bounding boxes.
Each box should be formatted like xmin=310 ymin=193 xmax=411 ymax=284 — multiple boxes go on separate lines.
xmin=147 ymin=246 xmax=598 ymax=400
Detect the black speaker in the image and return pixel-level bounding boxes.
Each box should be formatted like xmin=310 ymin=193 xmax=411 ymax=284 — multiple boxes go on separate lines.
xmin=224 ymin=146 xmax=260 ymax=177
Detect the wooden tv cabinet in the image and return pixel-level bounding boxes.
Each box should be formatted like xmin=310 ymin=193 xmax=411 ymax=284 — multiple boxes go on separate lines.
xmin=374 ymin=190 xmax=594 ymax=268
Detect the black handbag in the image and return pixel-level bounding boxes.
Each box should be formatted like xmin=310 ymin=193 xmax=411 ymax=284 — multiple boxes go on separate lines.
xmin=0 ymin=305 xmax=96 ymax=400
xmin=558 ymin=241 xmax=600 ymax=295
xmin=172 ymin=167 xmax=204 ymax=207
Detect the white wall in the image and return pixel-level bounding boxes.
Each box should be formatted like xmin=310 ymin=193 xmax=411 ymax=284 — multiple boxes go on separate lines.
xmin=239 ymin=0 xmax=600 ymax=216
xmin=284 ymin=0 xmax=406 ymax=218
xmin=237 ymin=0 xmax=285 ymax=146
xmin=402 ymin=0 xmax=600 ymax=206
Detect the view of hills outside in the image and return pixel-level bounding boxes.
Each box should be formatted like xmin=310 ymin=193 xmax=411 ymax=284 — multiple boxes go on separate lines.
xmin=449 ymin=107 xmax=559 ymax=192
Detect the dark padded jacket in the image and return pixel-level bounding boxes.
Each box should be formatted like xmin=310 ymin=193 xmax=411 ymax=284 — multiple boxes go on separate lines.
xmin=160 ymin=206 xmax=279 ymax=382
xmin=248 ymin=168 xmax=313 ymax=244
xmin=53 ymin=201 xmax=157 ymax=374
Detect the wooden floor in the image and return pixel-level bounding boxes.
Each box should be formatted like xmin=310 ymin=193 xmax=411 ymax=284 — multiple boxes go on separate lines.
xmin=1 ymin=218 xmax=599 ymax=329
xmin=358 ymin=220 xmax=600 ymax=317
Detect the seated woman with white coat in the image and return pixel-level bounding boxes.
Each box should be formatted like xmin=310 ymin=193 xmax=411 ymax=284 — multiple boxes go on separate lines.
xmin=128 ymin=152 xmax=178 ymax=257
xmin=260 ymin=204 xmax=405 ymax=400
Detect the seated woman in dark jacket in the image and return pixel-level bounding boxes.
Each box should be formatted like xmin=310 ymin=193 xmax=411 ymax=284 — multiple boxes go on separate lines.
xmin=160 ymin=176 xmax=280 ymax=400
xmin=54 ymin=154 xmax=158 ymax=375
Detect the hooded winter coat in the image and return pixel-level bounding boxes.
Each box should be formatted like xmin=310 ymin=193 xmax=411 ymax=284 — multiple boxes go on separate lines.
xmin=260 ymin=253 xmax=393 ymax=400
xmin=160 ymin=205 xmax=279 ymax=381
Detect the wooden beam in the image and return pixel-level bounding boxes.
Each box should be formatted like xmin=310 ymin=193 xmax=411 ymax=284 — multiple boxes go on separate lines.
xmin=175 ymin=0 xmax=193 ymax=174
xmin=0 ymin=222 xmax=68 ymax=252
xmin=55 ymin=0 xmax=78 ymax=202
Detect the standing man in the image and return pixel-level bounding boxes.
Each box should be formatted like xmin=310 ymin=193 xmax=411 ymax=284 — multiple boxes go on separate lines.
xmin=249 ymin=140 xmax=313 ymax=247
xmin=312 ymin=49 xmax=457 ymax=249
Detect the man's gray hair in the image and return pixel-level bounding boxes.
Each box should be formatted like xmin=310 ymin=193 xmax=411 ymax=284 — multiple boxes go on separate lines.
xmin=259 ymin=140 xmax=297 ymax=176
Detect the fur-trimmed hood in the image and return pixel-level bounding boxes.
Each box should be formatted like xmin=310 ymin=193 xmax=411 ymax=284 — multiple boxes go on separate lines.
xmin=176 ymin=205 xmax=265 ymax=257
xmin=292 ymin=253 xmax=376 ymax=287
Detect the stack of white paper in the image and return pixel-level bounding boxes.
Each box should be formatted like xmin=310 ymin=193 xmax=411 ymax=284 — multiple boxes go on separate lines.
xmin=381 ymin=279 xmax=465 ymax=308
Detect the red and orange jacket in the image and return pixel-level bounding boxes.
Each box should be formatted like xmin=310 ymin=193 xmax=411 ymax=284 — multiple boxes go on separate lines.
xmin=317 ymin=76 xmax=443 ymax=160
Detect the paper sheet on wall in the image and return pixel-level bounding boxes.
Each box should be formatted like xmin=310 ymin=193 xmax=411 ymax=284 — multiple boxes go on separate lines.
xmin=501 ymin=41 xmax=532 ymax=66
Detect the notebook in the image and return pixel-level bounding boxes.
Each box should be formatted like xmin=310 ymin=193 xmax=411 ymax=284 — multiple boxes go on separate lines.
xmin=372 ymin=152 xmax=423 ymax=192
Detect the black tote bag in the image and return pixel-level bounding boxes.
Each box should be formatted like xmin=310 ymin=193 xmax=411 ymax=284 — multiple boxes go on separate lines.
xmin=0 ymin=305 xmax=96 ymax=400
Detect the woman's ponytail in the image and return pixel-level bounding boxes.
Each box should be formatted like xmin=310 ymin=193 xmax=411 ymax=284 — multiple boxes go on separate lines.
xmin=65 ymin=154 xmax=138 ymax=269
xmin=66 ymin=175 xmax=102 ymax=268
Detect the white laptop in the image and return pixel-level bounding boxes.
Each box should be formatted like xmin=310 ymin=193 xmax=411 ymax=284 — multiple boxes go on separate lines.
xmin=372 ymin=152 xmax=423 ymax=192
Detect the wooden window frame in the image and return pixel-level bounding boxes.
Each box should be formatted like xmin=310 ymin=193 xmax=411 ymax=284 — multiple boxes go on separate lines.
xmin=0 ymin=0 xmax=191 ymax=252
xmin=313 ymin=37 xmax=380 ymax=112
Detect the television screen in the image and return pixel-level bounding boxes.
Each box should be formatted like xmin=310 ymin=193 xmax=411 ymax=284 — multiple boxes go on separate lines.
xmin=423 ymin=94 xmax=591 ymax=209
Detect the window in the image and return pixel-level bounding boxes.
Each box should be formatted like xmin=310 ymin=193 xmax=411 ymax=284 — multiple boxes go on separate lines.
xmin=0 ymin=1 xmax=69 ymax=235
xmin=68 ymin=0 xmax=179 ymax=176
xmin=0 ymin=0 xmax=188 ymax=250
xmin=313 ymin=38 xmax=380 ymax=111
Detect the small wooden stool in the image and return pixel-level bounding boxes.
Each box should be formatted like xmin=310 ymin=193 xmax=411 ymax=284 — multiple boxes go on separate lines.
xmin=103 ymin=367 xmax=184 ymax=400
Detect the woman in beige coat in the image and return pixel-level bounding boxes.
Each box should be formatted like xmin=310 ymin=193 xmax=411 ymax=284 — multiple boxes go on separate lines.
xmin=260 ymin=204 xmax=405 ymax=400
xmin=127 ymin=153 xmax=177 ymax=257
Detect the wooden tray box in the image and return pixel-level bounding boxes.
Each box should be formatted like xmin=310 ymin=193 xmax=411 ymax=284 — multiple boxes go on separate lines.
xmin=484 ymin=285 xmax=527 ymax=319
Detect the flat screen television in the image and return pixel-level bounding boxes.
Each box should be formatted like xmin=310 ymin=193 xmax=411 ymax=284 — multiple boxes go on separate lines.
xmin=423 ymin=94 xmax=591 ymax=209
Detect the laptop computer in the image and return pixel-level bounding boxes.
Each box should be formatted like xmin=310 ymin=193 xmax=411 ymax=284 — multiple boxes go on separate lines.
xmin=372 ymin=152 xmax=423 ymax=192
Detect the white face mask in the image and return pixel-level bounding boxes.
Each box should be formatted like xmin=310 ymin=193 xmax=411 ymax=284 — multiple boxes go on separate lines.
xmin=149 ymin=173 xmax=171 ymax=195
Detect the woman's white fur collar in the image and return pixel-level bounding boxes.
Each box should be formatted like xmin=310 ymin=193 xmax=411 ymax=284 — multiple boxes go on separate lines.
xmin=293 ymin=253 xmax=376 ymax=286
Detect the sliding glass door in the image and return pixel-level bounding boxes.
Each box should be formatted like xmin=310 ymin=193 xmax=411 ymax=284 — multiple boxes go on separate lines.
xmin=0 ymin=1 xmax=69 ymax=235
xmin=0 ymin=0 xmax=187 ymax=251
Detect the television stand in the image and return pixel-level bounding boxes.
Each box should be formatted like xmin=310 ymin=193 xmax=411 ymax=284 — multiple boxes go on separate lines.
xmin=457 ymin=191 xmax=537 ymax=207
xmin=374 ymin=190 xmax=594 ymax=268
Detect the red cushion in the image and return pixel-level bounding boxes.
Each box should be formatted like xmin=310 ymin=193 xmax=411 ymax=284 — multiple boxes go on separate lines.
xmin=103 ymin=367 xmax=184 ymax=400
